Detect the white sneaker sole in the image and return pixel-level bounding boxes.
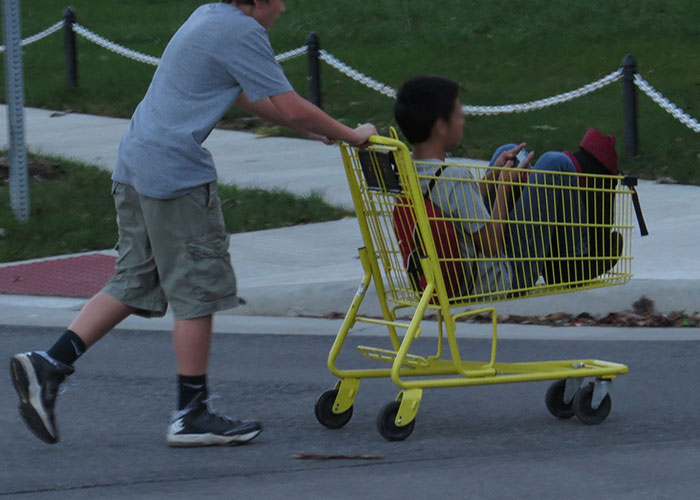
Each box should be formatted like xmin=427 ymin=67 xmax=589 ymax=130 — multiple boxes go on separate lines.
xmin=11 ymin=354 xmax=58 ymax=443
xmin=167 ymin=429 xmax=262 ymax=448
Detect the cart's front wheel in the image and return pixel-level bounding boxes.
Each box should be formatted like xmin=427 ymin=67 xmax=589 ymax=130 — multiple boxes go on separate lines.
xmin=545 ymin=380 xmax=576 ymax=419
xmin=377 ymin=401 xmax=415 ymax=441
xmin=573 ymin=383 xmax=611 ymax=425
xmin=315 ymin=389 xmax=353 ymax=429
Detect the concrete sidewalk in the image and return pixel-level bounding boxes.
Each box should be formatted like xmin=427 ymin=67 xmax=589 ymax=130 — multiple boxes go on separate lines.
xmin=1 ymin=106 xmax=698 ymax=317
xmin=0 ymin=105 xmax=355 ymax=208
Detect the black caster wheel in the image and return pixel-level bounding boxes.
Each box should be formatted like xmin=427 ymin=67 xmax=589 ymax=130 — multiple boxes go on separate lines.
xmin=315 ymin=389 xmax=353 ymax=429
xmin=545 ymin=380 xmax=576 ymax=419
xmin=376 ymin=401 xmax=415 ymax=441
xmin=573 ymin=382 xmax=611 ymax=425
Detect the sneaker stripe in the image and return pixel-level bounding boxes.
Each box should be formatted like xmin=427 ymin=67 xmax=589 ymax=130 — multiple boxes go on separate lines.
xmin=15 ymin=354 xmax=56 ymax=440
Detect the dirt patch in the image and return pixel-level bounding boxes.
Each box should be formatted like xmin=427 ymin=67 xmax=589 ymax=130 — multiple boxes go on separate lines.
xmin=463 ymin=310 xmax=700 ymax=328
xmin=0 ymin=155 xmax=66 ymax=184
xmin=313 ymin=297 xmax=700 ymax=328
xmin=453 ymin=297 xmax=700 ymax=328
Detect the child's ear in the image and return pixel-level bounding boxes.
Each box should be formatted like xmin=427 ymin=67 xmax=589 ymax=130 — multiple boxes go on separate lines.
xmin=433 ymin=118 xmax=447 ymax=138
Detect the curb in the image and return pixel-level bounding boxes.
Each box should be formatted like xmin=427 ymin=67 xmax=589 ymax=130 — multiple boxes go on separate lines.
xmin=227 ymin=277 xmax=700 ymax=318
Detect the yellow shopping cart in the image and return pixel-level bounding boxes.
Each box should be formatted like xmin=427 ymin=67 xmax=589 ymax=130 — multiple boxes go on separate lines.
xmin=315 ymin=132 xmax=647 ymax=441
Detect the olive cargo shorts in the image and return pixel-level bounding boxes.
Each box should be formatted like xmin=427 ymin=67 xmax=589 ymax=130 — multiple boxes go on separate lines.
xmin=102 ymin=181 xmax=243 ymax=320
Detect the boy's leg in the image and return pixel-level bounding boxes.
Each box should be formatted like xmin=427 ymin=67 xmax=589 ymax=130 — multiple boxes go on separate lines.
xmin=173 ymin=316 xmax=212 ymax=376
xmin=504 ymin=152 xmax=587 ymax=290
xmin=167 ymin=315 xmax=261 ymax=448
xmin=69 ymin=292 xmax=136 ymax=348
xmin=136 ymin=183 xmax=259 ymax=446
xmin=10 ymin=182 xmax=167 ymax=445
xmin=172 ymin=316 xmax=212 ymax=412
xmin=10 ymin=295 xmax=135 ymax=445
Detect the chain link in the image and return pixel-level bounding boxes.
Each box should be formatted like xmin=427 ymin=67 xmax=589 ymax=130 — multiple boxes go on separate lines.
xmin=0 ymin=20 xmax=62 ymax=53
xmin=275 ymin=45 xmax=307 ymax=63
xmin=73 ymin=23 xmax=161 ymax=66
xmin=634 ymin=74 xmax=700 ymax=134
xmin=462 ymin=69 xmax=623 ymax=115
xmin=319 ymin=49 xmax=397 ymax=98
xmin=72 ymin=23 xmax=307 ymax=67
xmin=5 ymin=22 xmax=699 ymax=133
xmin=316 ymin=50 xmax=624 ymax=116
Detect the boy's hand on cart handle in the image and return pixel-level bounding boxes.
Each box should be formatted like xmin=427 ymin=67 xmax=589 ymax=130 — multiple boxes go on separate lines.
xmin=350 ymin=123 xmax=378 ymax=148
xmin=494 ymin=142 xmax=528 ymax=167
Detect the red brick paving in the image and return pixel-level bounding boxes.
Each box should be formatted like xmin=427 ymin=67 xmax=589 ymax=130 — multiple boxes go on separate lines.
xmin=0 ymin=254 xmax=116 ymax=298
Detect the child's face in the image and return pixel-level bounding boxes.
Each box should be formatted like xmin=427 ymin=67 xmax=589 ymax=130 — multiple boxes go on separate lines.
xmin=442 ymin=98 xmax=465 ymax=150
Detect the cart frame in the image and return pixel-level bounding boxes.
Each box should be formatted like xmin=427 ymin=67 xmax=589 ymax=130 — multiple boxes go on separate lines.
xmin=316 ymin=134 xmax=633 ymax=440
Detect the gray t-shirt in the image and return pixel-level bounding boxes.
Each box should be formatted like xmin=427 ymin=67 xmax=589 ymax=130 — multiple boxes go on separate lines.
xmin=415 ymin=160 xmax=513 ymax=298
xmin=113 ymin=3 xmax=294 ymax=199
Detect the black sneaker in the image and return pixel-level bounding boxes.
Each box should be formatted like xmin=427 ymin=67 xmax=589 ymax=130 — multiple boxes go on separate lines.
xmin=167 ymin=394 xmax=263 ymax=447
xmin=10 ymin=351 xmax=74 ymax=444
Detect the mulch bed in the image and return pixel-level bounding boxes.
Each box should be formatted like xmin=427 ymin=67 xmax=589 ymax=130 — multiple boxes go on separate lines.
xmin=461 ymin=297 xmax=700 ymax=328
xmin=318 ymin=297 xmax=700 ymax=328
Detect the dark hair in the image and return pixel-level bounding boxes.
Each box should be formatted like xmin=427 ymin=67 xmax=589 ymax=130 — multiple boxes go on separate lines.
xmin=394 ymin=75 xmax=461 ymax=144
xmin=222 ymin=0 xmax=267 ymax=4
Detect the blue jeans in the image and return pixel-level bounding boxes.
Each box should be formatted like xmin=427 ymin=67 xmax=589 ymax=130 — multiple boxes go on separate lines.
xmin=488 ymin=144 xmax=588 ymax=290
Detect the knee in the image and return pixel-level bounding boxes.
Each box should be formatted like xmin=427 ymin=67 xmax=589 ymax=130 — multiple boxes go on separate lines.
xmin=533 ymin=151 xmax=576 ymax=173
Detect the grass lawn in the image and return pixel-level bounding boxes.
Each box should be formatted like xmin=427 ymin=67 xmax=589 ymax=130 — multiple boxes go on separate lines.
xmin=0 ymin=152 xmax=351 ymax=262
xmin=1 ymin=0 xmax=700 ymax=183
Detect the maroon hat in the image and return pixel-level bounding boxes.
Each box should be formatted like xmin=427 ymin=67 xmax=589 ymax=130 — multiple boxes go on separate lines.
xmin=579 ymin=128 xmax=618 ymax=174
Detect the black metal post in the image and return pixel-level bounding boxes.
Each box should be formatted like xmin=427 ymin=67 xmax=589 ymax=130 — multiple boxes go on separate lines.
xmin=64 ymin=7 xmax=78 ymax=90
xmin=307 ymin=32 xmax=322 ymax=109
xmin=622 ymin=54 xmax=638 ymax=157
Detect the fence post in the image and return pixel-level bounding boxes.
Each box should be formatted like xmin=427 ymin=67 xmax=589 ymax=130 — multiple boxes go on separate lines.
xmin=621 ymin=54 xmax=638 ymax=158
xmin=306 ymin=32 xmax=322 ymax=109
xmin=64 ymin=7 xmax=78 ymax=89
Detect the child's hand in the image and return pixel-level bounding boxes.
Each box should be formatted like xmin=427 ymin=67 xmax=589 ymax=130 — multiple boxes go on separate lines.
xmin=494 ymin=143 xmax=528 ymax=167
xmin=350 ymin=123 xmax=378 ymax=147
xmin=500 ymin=151 xmax=535 ymax=185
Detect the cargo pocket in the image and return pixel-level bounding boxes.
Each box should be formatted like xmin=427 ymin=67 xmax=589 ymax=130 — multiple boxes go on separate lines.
xmin=185 ymin=234 xmax=237 ymax=302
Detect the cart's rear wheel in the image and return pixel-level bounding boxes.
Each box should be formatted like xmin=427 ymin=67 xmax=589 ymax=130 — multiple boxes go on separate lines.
xmin=545 ymin=380 xmax=576 ymax=419
xmin=377 ymin=401 xmax=415 ymax=441
xmin=315 ymin=389 xmax=353 ymax=429
xmin=573 ymin=383 xmax=611 ymax=425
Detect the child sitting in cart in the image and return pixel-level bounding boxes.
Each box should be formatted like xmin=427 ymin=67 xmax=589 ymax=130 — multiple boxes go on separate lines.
xmin=394 ymin=75 xmax=620 ymax=297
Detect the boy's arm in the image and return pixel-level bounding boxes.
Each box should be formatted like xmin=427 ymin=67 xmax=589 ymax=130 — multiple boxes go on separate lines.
xmin=475 ymin=182 xmax=513 ymax=257
xmin=479 ymin=169 xmax=497 ymax=207
xmin=267 ymin=91 xmax=376 ymax=146
xmin=235 ymin=92 xmax=331 ymax=144
xmin=475 ymin=153 xmax=534 ymax=256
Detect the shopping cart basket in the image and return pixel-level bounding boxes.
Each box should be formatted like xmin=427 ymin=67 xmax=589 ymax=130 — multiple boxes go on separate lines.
xmin=315 ymin=133 xmax=646 ymax=441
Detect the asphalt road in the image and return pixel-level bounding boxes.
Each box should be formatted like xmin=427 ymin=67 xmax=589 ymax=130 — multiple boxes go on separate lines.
xmin=2 ymin=325 xmax=699 ymax=499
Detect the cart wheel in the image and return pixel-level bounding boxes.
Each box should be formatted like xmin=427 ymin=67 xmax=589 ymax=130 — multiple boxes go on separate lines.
xmin=545 ymin=380 xmax=576 ymax=419
xmin=315 ymin=389 xmax=353 ymax=429
xmin=573 ymin=383 xmax=611 ymax=425
xmin=376 ymin=401 xmax=415 ymax=441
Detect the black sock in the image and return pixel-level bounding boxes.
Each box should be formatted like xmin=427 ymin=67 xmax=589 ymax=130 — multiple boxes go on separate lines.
xmin=178 ymin=374 xmax=207 ymax=410
xmin=46 ymin=330 xmax=87 ymax=366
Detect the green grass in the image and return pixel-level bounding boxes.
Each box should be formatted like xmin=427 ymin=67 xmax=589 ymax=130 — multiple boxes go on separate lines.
xmin=0 ymin=153 xmax=351 ymax=262
xmin=2 ymin=0 xmax=700 ymax=182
